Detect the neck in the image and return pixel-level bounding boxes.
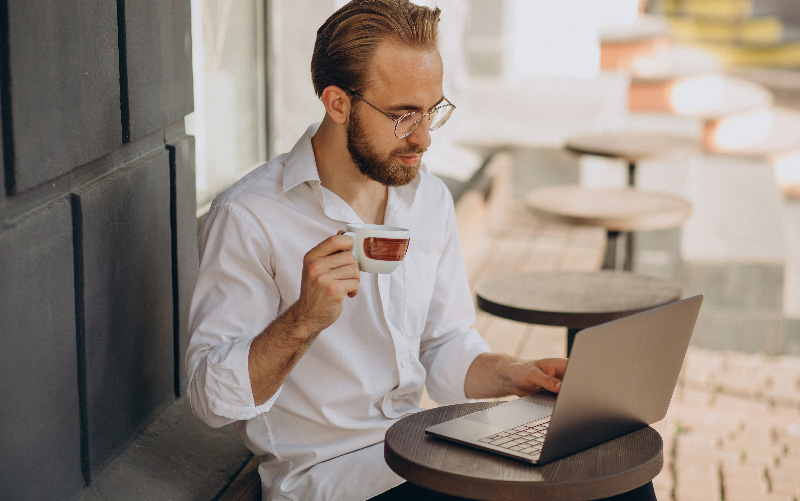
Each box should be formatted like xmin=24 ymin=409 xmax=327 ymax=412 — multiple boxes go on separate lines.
xmin=311 ymin=117 xmax=388 ymax=224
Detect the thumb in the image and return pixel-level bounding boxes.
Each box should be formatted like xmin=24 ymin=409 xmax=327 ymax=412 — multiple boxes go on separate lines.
xmin=542 ymin=375 xmax=562 ymax=393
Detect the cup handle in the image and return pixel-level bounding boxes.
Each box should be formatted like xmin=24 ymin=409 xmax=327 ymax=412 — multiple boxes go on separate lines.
xmin=341 ymin=231 xmax=359 ymax=262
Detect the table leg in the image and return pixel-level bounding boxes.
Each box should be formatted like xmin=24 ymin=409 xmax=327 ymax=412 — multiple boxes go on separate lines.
xmin=623 ymin=231 xmax=635 ymax=271
xmin=567 ymin=328 xmax=580 ymax=356
xmin=603 ymin=231 xmax=635 ymax=271
xmin=602 ymin=231 xmax=621 ymax=269
xmin=627 ymin=161 xmax=636 ymax=187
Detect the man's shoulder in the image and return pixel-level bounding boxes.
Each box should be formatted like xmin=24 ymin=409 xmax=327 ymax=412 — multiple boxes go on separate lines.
xmin=211 ymin=154 xmax=288 ymax=210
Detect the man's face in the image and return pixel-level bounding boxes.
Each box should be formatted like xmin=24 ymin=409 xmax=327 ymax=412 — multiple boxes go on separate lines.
xmin=345 ymin=41 xmax=444 ymax=187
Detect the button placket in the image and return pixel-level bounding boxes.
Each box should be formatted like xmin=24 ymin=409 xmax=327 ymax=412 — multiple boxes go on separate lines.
xmin=377 ymin=273 xmax=412 ymax=390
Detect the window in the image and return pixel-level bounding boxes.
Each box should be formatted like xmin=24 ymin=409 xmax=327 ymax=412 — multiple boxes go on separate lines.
xmin=187 ymin=0 xmax=268 ymax=209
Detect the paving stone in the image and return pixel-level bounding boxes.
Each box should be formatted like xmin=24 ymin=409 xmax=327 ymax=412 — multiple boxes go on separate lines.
xmin=6 ymin=0 xmax=121 ymax=193
xmin=79 ymin=397 xmax=251 ymax=501
xmin=76 ymin=155 xmax=174 ymax=479
xmin=0 ymin=200 xmax=82 ymax=499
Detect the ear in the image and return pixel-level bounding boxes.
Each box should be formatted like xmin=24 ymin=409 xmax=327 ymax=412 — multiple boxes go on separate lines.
xmin=320 ymin=86 xmax=351 ymax=124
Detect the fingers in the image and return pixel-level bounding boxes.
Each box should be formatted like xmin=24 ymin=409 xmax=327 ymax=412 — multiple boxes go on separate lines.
xmin=510 ymin=358 xmax=568 ymax=395
xmin=305 ymin=234 xmax=353 ymax=261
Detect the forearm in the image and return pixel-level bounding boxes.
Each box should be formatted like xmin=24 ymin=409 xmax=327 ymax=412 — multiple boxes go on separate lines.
xmin=464 ymin=352 xmax=519 ymax=400
xmin=465 ymin=353 xmax=566 ymax=399
xmin=248 ymin=303 xmax=322 ymax=406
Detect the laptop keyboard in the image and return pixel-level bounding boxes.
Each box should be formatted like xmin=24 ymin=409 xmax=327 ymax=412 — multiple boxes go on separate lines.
xmin=477 ymin=417 xmax=551 ymax=456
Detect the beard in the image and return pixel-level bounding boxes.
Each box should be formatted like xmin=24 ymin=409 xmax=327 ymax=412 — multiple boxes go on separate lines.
xmin=346 ymin=107 xmax=424 ymax=187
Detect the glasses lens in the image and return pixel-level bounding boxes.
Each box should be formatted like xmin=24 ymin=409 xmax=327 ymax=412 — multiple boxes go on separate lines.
xmin=429 ymin=105 xmax=454 ymax=131
xmin=395 ymin=112 xmax=422 ymax=138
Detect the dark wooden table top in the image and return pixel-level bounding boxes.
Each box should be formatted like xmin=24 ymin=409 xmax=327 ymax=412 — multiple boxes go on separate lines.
xmin=475 ymin=270 xmax=682 ymax=330
xmin=384 ymin=402 xmax=663 ymax=501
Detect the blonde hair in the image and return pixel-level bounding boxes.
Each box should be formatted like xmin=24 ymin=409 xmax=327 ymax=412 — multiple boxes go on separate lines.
xmin=311 ymin=0 xmax=441 ymax=97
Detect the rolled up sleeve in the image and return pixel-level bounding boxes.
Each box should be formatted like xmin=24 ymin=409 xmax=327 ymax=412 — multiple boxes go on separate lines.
xmin=186 ymin=204 xmax=282 ymax=427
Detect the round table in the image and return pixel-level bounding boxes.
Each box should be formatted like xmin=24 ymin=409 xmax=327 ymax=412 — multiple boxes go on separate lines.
xmin=384 ymin=402 xmax=663 ymax=500
xmin=565 ymin=132 xmax=698 ymax=186
xmin=525 ymin=186 xmax=692 ymax=270
xmin=475 ymin=270 xmax=682 ymax=354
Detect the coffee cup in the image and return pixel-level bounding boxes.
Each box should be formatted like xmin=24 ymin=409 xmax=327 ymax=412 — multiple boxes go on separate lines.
xmin=341 ymin=223 xmax=410 ymax=274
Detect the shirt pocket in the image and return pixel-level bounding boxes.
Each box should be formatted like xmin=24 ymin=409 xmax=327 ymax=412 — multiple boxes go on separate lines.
xmin=402 ymin=252 xmax=439 ymax=338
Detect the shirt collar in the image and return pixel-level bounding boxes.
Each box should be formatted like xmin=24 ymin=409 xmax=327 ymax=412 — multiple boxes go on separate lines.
xmin=281 ymin=122 xmax=425 ymax=226
xmin=282 ymin=123 xmax=322 ymax=193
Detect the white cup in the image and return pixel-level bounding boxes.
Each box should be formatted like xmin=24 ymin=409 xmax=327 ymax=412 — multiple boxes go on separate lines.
xmin=341 ymin=223 xmax=411 ymax=274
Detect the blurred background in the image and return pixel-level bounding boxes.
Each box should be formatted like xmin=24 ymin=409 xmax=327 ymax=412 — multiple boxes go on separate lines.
xmin=2 ymin=0 xmax=800 ymax=499
xmin=190 ymin=0 xmax=800 ymax=355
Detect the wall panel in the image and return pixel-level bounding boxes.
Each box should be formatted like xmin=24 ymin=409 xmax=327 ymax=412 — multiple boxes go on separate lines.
xmin=76 ymin=153 xmax=175 ymax=478
xmin=0 ymin=200 xmax=82 ymax=499
xmin=6 ymin=0 xmax=121 ymax=193
xmin=125 ymin=0 xmax=194 ymax=141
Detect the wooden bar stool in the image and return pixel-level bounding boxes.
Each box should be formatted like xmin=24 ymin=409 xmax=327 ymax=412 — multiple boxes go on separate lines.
xmin=475 ymin=270 xmax=682 ymax=355
xmin=525 ymin=185 xmax=691 ymax=270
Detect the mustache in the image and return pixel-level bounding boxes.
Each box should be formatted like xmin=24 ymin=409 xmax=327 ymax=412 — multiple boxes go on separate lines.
xmin=394 ymin=147 xmax=427 ymax=156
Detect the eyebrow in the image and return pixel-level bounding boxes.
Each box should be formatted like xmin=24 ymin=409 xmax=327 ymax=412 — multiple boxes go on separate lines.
xmin=384 ymin=95 xmax=447 ymax=114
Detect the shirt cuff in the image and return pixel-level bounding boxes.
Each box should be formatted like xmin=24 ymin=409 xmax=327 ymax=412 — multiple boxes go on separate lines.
xmin=203 ymin=336 xmax=280 ymax=420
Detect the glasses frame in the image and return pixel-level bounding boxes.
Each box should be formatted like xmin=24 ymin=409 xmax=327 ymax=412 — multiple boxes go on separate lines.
xmin=344 ymin=88 xmax=456 ymax=139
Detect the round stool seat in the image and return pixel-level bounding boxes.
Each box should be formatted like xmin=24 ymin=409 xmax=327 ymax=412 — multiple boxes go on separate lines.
xmin=525 ymin=185 xmax=692 ymax=233
xmin=476 ymin=270 xmax=682 ymax=353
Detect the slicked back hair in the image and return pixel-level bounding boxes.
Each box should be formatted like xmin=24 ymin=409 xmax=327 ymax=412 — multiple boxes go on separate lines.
xmin=311 ymin=0 xmax=441 ymax=97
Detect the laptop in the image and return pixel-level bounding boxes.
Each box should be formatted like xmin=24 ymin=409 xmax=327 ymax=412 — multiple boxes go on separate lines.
xmin=425 ymin=295 xmax=703 ymax=464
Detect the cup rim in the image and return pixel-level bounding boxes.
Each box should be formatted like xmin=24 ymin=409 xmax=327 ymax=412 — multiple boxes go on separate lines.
xmin=346 ymin=223 xmax=409 ymax=233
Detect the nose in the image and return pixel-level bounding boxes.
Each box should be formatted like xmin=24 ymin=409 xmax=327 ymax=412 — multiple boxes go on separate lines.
xmin=405 ymin=119 xmax=432 ymax=149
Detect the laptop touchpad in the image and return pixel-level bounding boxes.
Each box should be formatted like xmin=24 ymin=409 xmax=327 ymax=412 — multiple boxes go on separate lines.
xmin=465 ymin=397 xmax=554 ymax=429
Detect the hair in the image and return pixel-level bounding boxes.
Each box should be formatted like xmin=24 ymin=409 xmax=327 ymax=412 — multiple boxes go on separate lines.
xmin=311 ymin=0 xmax=441 ymax=97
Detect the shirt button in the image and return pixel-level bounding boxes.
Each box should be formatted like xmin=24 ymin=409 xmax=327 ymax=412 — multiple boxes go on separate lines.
xmin=401 ymin=360 xmax=408 ymax=368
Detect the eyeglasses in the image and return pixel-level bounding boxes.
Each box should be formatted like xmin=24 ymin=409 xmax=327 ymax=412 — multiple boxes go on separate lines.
xmin=345 ymin=88 xmax=456 ymax=139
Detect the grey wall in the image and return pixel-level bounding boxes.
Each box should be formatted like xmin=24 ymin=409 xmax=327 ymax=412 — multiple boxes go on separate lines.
xmin=0 ymin=1 xmax=197 ymax=498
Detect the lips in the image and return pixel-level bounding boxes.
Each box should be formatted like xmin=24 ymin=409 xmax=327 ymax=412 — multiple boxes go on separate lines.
xmin=397 ymin=154 xmax=421 ymax=165
xmin=396 ymin=148 xmax=426 ymax=166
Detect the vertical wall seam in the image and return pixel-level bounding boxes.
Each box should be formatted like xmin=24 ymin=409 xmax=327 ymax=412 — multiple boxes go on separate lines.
xmin=0 ymin=0 xmax=15 ymax=195
xmin=116 ymin=0 xmax=130 ymax=143
xmin=70 ymin=194 xmax=90 ymax=486
xmin=167 ymin=143 xmax=181 ymax=398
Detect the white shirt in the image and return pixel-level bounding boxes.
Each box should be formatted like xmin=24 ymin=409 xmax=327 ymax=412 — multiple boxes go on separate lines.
xmin=186 ymin=124 xmax=490 ymax=501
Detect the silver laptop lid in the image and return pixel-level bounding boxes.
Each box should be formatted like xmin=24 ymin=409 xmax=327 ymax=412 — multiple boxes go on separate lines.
xmin=539 ymin=294 xmax=703 ymax=463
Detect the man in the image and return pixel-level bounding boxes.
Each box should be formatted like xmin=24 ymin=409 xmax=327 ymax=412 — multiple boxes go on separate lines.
xmin=186 ymin=1 xmax=566 ymax=499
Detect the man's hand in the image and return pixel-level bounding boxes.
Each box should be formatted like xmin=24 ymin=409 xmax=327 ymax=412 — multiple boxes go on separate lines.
xmin=464 ymin=353 xmax=567 ymax=400
xmin=248 ymin=234 xmax=360 ymax=405
xmin=294 ymin=234 xmax=361 ymax=333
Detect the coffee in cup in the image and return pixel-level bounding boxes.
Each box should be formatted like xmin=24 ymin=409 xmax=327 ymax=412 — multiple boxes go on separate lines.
xmin=341 ymin=223 xmax=410 ymax=274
